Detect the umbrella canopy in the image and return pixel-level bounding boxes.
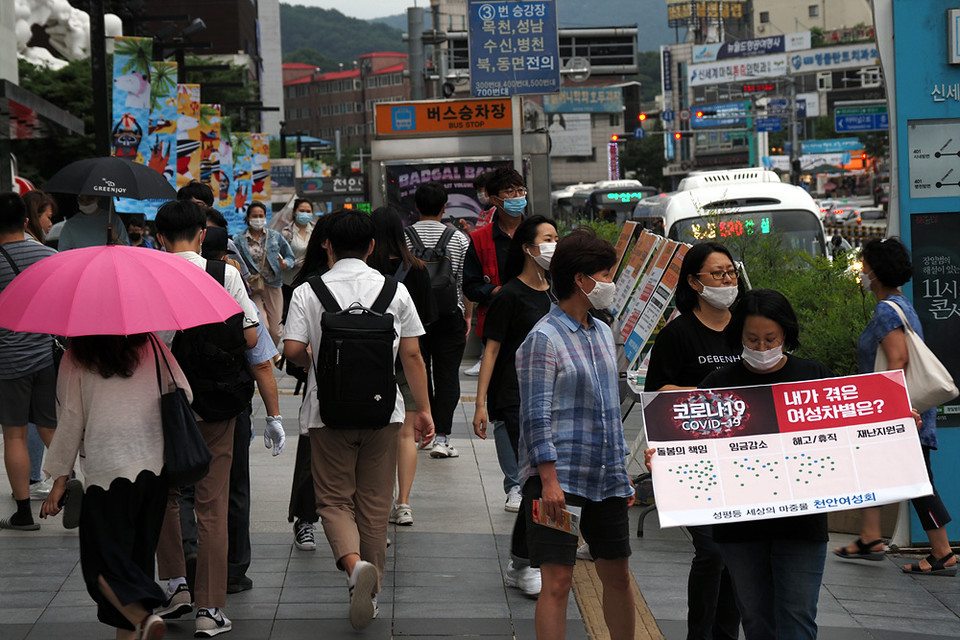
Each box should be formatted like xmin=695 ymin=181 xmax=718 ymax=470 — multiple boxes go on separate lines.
xmin=0 ymin=245 xmax=242 ymax=336
xmin=42 ymin=156 xmax=177 ymax=201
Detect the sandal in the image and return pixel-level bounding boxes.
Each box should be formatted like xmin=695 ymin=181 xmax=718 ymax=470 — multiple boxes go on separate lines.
xmin=833 ymin=538 xmax=885 ymax=561
xmin=60 ymin=478 xmax=84 ymax=530
xmin=902 ymin=553 xmax=958 ymax=576
xmin=0 ymin=515 xmax=40 ymax=531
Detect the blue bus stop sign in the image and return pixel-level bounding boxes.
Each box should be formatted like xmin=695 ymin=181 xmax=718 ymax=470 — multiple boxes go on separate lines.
xmin=468 ymin=1 xmax=561 ymax=97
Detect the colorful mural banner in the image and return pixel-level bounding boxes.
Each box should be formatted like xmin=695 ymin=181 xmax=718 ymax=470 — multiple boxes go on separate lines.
xmin=217 ymin=134 xmax=234 ymax=219
xmin=228 ymin=132 xmax=253 ymax=234
xmin=176 ymin=84 xmax=203 ymax=188
xmin=642 ymin=371 xmax=931 ymax=528
xmin=118 ymin=61 xmax=178 ymax=218
xmin=111 ymin=37 xmax=153 ymax=163
xmin=200 ymin=104 xmax=222 ymax=208
xmin=250 ymin=133 xmax=272 ymax=205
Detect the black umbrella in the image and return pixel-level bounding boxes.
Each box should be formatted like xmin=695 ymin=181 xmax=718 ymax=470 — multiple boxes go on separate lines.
xmin=42 ymin=156 xmax=176 ymax=200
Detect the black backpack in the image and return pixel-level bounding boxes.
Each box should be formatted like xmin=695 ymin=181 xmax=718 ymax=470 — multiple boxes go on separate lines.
xmin=405 ymin=225 xmax=459 ymax=316
xmin=309 ymin=274 xmax=399 ymax=428
xmin=171 ymin=260 xmax=255 ymax=422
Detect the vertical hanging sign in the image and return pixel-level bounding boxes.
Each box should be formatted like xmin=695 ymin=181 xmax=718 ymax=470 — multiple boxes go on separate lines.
xmin=111 ymin=37 xmax=154 ymax=162
xmin=176 ymin=84 xmax=203 ymax=188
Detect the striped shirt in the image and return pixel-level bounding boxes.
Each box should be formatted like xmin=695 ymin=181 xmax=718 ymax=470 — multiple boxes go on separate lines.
xmin=404 ymin=220 xmax=470 ymax=314
xmin=0 ymin=239 xmax=57 ymax=379
xmin=517 ymin=304 xmax=633 ymax=502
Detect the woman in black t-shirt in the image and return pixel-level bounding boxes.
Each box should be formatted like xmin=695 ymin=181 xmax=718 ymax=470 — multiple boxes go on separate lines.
xmin=369 ymin=206 xmax=434 ymax=526
xmin=698 ymin=289 xmax=834 ymax=640
xmin=473 ymin=215 xmax=558 ymax=597
xmin=644 ymin=242 xmax=743 ymax=640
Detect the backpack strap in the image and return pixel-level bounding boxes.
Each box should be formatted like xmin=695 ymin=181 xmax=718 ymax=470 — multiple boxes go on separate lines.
xmin=308 ymin=274 xmax=342 ymax=313
xmin=393 ymin=260 xmax=411 ymax=283
xmin=435 ymin=226 xmax=457 ymax=254
xmin=404 ymin=226 xmax=426 ymax=253
xmin=371 ymin=276 xmax=399 ymax=315
xmin=205 ymin=259 xmax=227 ymax=286
xmin=0 ymin=245 xmax=21 ymax=275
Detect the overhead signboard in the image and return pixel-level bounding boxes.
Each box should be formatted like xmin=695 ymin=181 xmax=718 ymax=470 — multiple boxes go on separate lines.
xmin=295 ymin=176 xmax=365 ymax=195
xmin=543 ymin=87 xmax=623 ymax=113
xmin=692 ymin=32 xmax=811 ymax=64
xmin=788 ymin=43 xmax=880 ymax=74
xmin=756 ymin=116 xmax=782 ymax=132
xmin=835 ymin=105 xmax=889 ymax=132
xmin=374 ymin=99 xmax=513 ymax=137
xmin=468 ymin=0 xmax=561 ymax=97
xmin=688 ymin=54 xmax=788 ymax=86
xmin=690 ymin=100 xmax=749 ymax=129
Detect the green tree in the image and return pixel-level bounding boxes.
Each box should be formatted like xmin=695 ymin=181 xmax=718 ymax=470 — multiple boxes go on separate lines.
xmin=620 ymin=127 xmax=667 ymax=191
xmin=183 ymin=56 xmax=259 ymax=131
xmin=283 ymin=48 xmax=340 ymax=72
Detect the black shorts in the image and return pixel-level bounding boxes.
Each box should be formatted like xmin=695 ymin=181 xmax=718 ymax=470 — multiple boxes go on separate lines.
xmin=522 ymin=475 xmax=631 ymax=567
xmin=0 ymin=364 xmax=58 ymax=428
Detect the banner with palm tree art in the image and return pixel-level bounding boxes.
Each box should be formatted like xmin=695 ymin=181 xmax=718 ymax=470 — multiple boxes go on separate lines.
xmin=229 ymin=132 xmax=253 ymax=234
xmin=111 ymin=37 xmax=153 ymax=162
xmin=176 ymin=84 xmax=203 ymax=188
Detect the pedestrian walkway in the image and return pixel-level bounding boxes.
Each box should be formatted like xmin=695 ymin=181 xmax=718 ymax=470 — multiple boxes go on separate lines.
xmin=0 ymin=366 xmax=958 ymax=639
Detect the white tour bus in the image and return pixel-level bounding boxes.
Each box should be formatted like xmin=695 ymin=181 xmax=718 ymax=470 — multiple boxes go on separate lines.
xmin=632 ymin=168 xmax=826 ymax=258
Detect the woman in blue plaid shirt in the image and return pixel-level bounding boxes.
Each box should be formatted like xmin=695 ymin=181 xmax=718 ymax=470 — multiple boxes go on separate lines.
xmin=517 ymin=228 xmax=636 ymax=640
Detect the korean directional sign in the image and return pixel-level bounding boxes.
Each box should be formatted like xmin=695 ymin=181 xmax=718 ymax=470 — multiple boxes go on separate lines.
xmin=835 ymin=105 xmax=889 ymax=132
xmin=468 ymin=1 xmax=561 ymax=97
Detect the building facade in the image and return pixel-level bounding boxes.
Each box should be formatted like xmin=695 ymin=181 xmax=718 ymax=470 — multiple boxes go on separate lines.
xmin=283 ymin=53 xmax=410 ymax=149
xmin=752 ymin=0 xmax=874 ymax=36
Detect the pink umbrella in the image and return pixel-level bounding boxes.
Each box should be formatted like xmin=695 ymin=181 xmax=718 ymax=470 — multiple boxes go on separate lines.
xmin=0 ymin=245 xmax=242 ymax=336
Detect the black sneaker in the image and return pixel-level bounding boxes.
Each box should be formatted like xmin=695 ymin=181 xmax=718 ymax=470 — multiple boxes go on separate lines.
xmin=226 ymin=575 xmax=252 ymax=594
xmin=294 ymin=520 xmax=316 ymax=551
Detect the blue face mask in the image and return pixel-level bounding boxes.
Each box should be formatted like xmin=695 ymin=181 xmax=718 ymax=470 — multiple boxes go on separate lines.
xmin=502 ymin=196 xmax=526 ymax=217
xmin=295 ymin=212 xmax=313 ymax=225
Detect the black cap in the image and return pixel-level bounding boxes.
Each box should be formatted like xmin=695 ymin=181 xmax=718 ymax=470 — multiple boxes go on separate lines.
xmin=202 ymin=225 xmax=228 ymax=254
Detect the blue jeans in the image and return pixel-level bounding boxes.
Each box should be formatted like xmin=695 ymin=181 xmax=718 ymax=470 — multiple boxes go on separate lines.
xmin=492 ymin=421 xmax=518 ymax=493
xmin=718 ymin=539 xmax=826 ymax=640
xmin=28 ymin=423 xmax=44 ymax=484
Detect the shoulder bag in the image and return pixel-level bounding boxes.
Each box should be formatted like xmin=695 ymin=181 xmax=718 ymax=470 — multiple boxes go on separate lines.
xmin=874 ymin=300 xmax=959 ymax=412
xmin=150 ymin=334 xmax=212 ymax=485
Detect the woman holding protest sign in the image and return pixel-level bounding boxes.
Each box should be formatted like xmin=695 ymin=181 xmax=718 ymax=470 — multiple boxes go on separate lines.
xmin=696 ymin=288 xmax=834 ymax=640
xmin=833 ymin=238 xmax=956 ymax=576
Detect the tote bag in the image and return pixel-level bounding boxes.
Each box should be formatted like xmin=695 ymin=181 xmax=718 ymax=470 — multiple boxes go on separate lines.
xmin=151 ymin=336 xmax=212 ymax=486
xmin=874 ymin=300 xmax=959 ymax=413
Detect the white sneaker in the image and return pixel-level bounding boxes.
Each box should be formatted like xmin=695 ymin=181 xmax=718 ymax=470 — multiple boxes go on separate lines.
xmin=194 ymin=607 xmax=231 ymax=637
xmin=504 ymin=486 xmax=522 ymax=513
xmin=392 ymin=504 xmax=413 ymax=526
xmin=576 ymin=542 xmax=592 ymax=561
xmin=29 ymin=479 xmax=52 ymax=501
xmin=155 ymin=583 xmax=193 ymax=619
xmin=429 ymin=437 xmax=460 ymax=459
xmin=347 ymin=560 xmax=378 ymax=630
xmin=504 ymin=560 xmax=541 ymax=597
xmin=464 ymin=360 xmax=482 ymax=376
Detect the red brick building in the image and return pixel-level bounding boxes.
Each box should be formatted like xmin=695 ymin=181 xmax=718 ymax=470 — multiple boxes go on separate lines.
xmin=283 ymin=52 xmax=410 ymax=148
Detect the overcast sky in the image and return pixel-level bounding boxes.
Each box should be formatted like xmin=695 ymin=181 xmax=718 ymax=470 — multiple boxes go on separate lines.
xmin=290 ymin=0 xmax=420 ymax=20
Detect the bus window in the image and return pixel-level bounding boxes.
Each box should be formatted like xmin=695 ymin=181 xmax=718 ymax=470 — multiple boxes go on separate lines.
xmin=669 ymin=209 xmax=825 ymax=258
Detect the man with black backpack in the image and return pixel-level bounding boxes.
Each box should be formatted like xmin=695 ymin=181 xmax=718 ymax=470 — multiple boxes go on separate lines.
xmin=404 ymin=182 xmax=471 ymax=458
xmin=283 ymin=209 xmax=434 ymax=631
xmin=153 ymin=200 xmax=259 ymax=638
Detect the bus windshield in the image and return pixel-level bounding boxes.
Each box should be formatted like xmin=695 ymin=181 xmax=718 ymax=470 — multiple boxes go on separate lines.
xmin=669 ymin=209 xmax=825 ymax=258
xmin=581 ymin=188 xmax=658 ymax=223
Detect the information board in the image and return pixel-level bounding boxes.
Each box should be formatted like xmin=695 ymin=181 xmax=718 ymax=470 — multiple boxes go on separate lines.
xmin=642 ymin=371 xmax=932 ymax=528
xmin=374 ymin=99 xmax=513 ymax=137
xmin=468 ymin=0 xmax=561 ymax=97
xmin=907 ymin=118 xmax=960 ymax=198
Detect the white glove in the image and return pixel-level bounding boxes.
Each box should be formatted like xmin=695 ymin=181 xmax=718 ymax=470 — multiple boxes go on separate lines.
xmin=264 ymin=415 xmax=286 ymax=456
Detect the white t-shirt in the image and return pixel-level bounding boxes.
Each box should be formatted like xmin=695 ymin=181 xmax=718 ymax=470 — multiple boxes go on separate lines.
xmin=175 ymin=251 xmax=260 ymax=329
xmin=283 ymin=258 xmax=425 ymax=433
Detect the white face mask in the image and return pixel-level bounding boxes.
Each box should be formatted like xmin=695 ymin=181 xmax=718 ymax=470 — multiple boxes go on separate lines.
xmin=477 ymin=191 xmax=489 ymax=207
xmin=78 ymin=202 xmax=99 ymax=214
xmin=699 ymin=282 xmax=738 ymax=309
xmin=248 ymin=218 xmax=266 ymax=231
xmin=741 ymin=344 xmax=784 ymax=371
xmin=860 ymin=270 xmax=873 ymax=292
xmin=527 ymin=242 xmax=556 ymax=270
xmin=582 ymin=275 xmax=616 ymax=310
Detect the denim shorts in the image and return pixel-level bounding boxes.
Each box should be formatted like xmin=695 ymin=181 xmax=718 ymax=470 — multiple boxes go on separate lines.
xmin=0 ymin=364 xmax=58 ymax=428
xmin=522 ymin=475 xmax=631 ymax=567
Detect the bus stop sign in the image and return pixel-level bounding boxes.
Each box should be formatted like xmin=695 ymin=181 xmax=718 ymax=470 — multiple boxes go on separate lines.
xmin=468 ymin=1 xmax=561 ymax=97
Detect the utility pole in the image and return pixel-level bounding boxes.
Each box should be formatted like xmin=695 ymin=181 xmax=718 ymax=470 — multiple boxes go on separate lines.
xmin=407 ymin=8 xmax=425 ymax=100
xmin=788 ymin=79 xmax=800 ymax=185
xmin=89 ymin=0 xmax=110 ymax=157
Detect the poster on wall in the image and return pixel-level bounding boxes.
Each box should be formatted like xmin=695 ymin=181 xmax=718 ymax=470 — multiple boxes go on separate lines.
xmin=250 ymin=133 xmax=272 ymax=204
xmin=642 ymin=371 xmax=932 ymax=528
xmin=384 ymin=159 xmax=513 ymax=229
xmin=217 ymin=135 xmax=234 ymax=218
xmin=199 ymin=104 xmax=222 ymax=205
xmin=111 ymin=37 xmax=153 ymax=163
xmin=176 ymin=84 xmax=202 ymax=188
xmin=548 ymin=113 xmax=593 ymax=157
xmin=911 ymin=212 xmax=960 ymax=427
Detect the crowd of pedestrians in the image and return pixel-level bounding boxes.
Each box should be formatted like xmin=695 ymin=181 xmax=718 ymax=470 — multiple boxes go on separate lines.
xmin=0 ymin=167 xmax=953 ymax=640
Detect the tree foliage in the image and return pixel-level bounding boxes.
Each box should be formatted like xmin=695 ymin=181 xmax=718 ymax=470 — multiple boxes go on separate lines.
xmin=283 ymin=47 xmax=340 ymax=72
xmin=620 ymin=128 xmax=667 ymax=191
xmin=280 ymin=4 xmax=404 ymax=63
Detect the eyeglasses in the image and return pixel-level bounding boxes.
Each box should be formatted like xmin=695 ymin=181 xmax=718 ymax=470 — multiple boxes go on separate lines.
xmin=697 ymin=269 xmax=739 ymax=281
xmin=499 ymin=187 xmax=527 ymax=198
xmin=743 ymin=336 xmax=783 ymax=350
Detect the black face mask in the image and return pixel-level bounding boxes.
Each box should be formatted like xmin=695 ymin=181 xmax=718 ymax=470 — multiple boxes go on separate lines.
xmin=129 ymin=232 xmax=143 ymax=242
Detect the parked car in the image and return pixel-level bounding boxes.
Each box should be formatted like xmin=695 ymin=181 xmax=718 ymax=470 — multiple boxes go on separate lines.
xmin=843 ymin=207 xmax=887 ymax=230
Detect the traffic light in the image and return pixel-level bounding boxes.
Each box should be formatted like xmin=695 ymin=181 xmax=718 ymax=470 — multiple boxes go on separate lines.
xmin=610 ymin=134 xmax=619 ymax=142
xmin=673 ymin=131 xmax=682 ymax=140
xmin=694 ymin=109 xmax=717 ymax=119
xmin=638 ymin=113 xmax=647 ymax=122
